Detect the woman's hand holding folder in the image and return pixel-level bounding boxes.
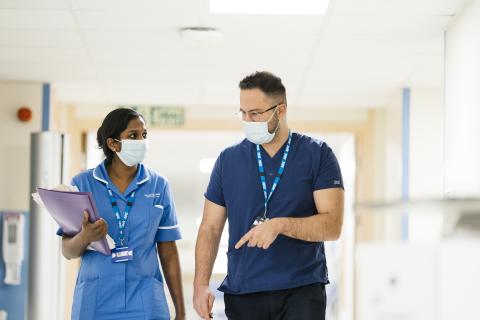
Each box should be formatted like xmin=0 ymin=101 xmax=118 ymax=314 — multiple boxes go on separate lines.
xmin=78 ymin=211 xmax=108 ymax=245
xmin=62 ymin=212 xmax=109 ymax=259
xmin=34 ymin=187 xmax=113 ymax=257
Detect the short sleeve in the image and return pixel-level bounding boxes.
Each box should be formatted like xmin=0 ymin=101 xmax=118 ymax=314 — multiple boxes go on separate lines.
xmin=155 ymin=181 xmax=182 ymax=242
xmin=55 ymin=177 xmax=80 ymax=237
xmin=313 ymin=143 xmax=344 ymax=191
xmin=204 ymin=152 xmax=226 ymax=207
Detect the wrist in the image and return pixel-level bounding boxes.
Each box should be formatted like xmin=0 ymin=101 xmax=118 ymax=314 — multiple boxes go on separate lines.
xmin=175 ymin=309 xmax=186 ymax=317
xmin=274 ymin=217 xmax=288 ymax=234
xmin=174 ymin=305 xmax=186 ymax=317
xmin=77 ymin=230 xmax=91 ymax=247
xmin=193 ymin=281 xmax=209 ymax=290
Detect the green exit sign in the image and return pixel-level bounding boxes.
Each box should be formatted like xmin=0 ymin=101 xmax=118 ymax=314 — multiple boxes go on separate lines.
xmin=127 ymin=106 xmax=185 ymax=127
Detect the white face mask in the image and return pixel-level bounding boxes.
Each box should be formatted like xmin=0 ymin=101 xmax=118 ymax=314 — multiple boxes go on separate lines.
xmin=242 ymin=109 xmax=279 ymax=145
xmin=115 ymin=139 xmax=149 ymax=167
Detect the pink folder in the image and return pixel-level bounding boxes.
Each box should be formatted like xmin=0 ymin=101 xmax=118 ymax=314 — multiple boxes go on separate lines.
xmin=36 ymin=188 xmax=111 ymax=255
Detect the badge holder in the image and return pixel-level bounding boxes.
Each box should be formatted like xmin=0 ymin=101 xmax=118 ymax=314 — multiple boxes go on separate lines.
xmin=251 ymin=216 xmax=269 ymax=228
xmin=111 ymin=246 xmax=134 ymax=263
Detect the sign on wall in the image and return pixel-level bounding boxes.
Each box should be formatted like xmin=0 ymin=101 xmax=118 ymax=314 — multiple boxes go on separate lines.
xmin=123 ymin=106 xmax=185 ymax=127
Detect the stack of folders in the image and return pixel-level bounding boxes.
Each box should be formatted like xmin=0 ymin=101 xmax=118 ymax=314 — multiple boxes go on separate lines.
xmin=32 ymin=185 xmax=114 ymax=255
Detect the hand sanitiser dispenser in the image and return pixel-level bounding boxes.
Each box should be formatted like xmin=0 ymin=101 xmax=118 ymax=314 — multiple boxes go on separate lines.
xmin=2 ymin=213 xmax=25 ymax=285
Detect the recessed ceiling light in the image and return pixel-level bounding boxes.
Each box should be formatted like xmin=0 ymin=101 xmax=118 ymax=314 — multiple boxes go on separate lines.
xmin=210 ymin=0 xmax=330 ymax=15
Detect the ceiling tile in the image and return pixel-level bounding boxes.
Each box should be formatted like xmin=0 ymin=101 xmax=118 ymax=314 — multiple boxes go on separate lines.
xmin=295 ymin=65 xmax=413 ymax=108
xmin=0 ymin=0 xmax=68 ymax=9
xmin=324 ymin=15 xmax=452 ymax=36
xmin=330 ymin=0 xmax=466 ymax=15
xmin=83 ymin=30 xmax=178 ymax=49
xmin=0 ymin=29 xmax=83 ymax=47
xmin=104 ymin=83 xmax=204 ymax=105
xmin=316 ymin=35 xmax=443 ymax=55
xmin=71 ymin=0 xmax=206 ymax=13
xmin=76 ymin=11 xmax=197 ymax=30
xmin=0 ymin=47 xmax=89 ymax=63
xmin=0 ymin=9 xmax=75 ymax=29
xmin=0 ymin=63 xmax=96 ymax=81
xmin=54 ymin=82 xmax=109 ymax=103
xmin=207 ymin=14 xmax=325 ymax=34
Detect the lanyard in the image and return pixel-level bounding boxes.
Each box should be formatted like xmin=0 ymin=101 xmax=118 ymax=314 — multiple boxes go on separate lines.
xmin=106 ymin=186 xmax=135 ymax=246
xmin=256 ymin=132 xmax=292 ymax=219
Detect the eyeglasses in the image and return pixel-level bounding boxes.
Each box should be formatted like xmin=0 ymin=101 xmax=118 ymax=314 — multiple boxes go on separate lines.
xmin=235 ymin=104 xmax=281 ymax=121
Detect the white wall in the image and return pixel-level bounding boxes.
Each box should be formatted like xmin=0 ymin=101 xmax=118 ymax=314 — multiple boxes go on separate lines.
xmin=384 ymin=93 xmax=403 ymax=202
xmin=376 ymin=88 xmax=444 ymax=201
xmin=356 ymin=243 xmax=436 ymax=320
xmin=0 ymin=82 xmax=42 ymax=211
xmin=445 ymin=0 xmax=480 ymax=197
xmin=356 ymin=239 xmax=480 ymax=320
xmin=373 ymin=91 xmax=403 ymax=241
xmin=408 ymin=89 xmax=445 ymax=243
xmin=373 ymin=87 xmax=445 ymax=241
xmin=409 ymin=88 xmax=444 ymax=199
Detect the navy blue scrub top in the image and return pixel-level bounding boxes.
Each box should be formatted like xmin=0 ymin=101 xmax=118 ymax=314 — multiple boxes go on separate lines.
xmin=58 ymin=161 xmax=181 ymax=320
xmin=205 ymin=132 xmax=344 ymax=294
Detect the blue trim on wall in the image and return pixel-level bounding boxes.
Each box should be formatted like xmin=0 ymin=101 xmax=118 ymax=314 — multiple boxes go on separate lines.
xmin=401 ymin=87 xmax=410 ymax=240
xmin=42 ymin=83 xmax=51 ymax=131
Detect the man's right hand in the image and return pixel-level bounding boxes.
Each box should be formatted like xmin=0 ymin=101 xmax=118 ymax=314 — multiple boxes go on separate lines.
xmin=79 ymin=211 xmax=108 ymax=244
xmin=193 ymin=284 xmax=215 ymax=320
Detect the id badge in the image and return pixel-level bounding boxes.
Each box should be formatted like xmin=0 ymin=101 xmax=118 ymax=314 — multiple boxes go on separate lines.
xmin=111 ymin=246 xmax=134 ymax=263
xmin=251 ymin=216 xmax=269 ymax=228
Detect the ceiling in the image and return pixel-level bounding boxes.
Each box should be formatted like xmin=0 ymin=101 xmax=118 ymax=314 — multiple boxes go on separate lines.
xmin=0 ymin=0 xmax=468 ymax=108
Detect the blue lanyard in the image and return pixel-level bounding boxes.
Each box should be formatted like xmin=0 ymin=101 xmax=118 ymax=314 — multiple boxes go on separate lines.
xmin=106 ymin=186 xmax=135 ymax=246
xmin=256 ymin=132 xmax=292 ymax=219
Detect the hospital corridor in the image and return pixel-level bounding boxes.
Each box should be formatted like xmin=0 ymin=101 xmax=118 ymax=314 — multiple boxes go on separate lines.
xmin=0 ymin=0 xmax=479 ymax=319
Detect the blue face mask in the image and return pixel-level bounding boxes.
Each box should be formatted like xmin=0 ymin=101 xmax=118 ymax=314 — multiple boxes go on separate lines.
xmin=114 ymin=139 xmax=149 ymax=167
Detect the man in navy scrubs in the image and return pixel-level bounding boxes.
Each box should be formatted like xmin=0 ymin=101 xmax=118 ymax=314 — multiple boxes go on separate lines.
xmin=193 ymin=71 xmax=344 ymax=320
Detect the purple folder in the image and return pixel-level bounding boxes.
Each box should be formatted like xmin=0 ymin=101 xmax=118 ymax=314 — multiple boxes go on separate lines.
xmin=36 ymin=187 xmax=111 ymax=255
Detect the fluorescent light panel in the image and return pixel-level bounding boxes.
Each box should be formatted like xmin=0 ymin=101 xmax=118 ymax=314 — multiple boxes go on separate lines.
xmin=210 ymin=0 xmax=330 ymax=15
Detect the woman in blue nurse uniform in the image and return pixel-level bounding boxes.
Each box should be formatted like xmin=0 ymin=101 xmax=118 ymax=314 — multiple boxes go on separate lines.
xmin=60 ymin=108 xmax=186 ymax=320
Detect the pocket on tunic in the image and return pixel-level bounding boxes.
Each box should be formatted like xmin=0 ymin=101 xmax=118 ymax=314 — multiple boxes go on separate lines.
xmin=145 ymin=205 xmax=165 ymax=242
xmin=140 ymin=277 xmax=170 ymax=320
xmin=149 ymin=205 xmax=164 ymax=228
xmin=71 ymin=278 xmax=98 ymax=320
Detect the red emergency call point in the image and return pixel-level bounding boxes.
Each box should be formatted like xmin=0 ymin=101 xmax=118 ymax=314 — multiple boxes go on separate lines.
xmin=17 ymin=106 xmax=32 ymax=122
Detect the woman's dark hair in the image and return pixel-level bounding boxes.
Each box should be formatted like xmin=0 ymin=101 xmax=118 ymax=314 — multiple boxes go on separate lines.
xmin=97 ymin=108 xmax=144 ymax=164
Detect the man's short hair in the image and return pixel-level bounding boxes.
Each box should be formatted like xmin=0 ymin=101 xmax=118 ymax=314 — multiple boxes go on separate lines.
xmin=239 ymin=71 xmax=286 ymax=102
